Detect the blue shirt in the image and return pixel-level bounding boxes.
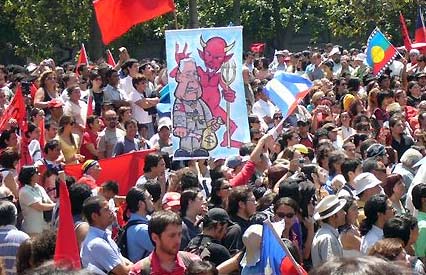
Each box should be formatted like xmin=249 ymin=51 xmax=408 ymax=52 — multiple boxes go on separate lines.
xmin=0 ymin=225 xmax=30 ymax=275
xmin=126 ymin=213 xmax=153 ymax=262
xmin=80 ymin=226 xmax=123 ymax=273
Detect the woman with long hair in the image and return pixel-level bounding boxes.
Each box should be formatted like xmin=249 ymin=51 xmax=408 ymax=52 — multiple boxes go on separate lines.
xmin=208 ymin=178 xmax=232 ymax=210
xmin=88 ymin=71 xmax=104 ymax=116
xmin=57 ymin=115 xmax=84 ymax=164
xmin=383 ymin=174 xmax=406 ymax=214
xmin=33 ymin=71 xmax=59 ymax=112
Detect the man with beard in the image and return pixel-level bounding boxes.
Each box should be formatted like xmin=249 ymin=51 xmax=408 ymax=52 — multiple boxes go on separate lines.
xmin=173 ymin=58 xmax=220 ymax=158
xmin=124 ymin=187 xmax=155 ymax=263
xmin=98 ymin=110 xmax=125 ymax=159
xmin=130 ymin=210 xmax=200 ymax=275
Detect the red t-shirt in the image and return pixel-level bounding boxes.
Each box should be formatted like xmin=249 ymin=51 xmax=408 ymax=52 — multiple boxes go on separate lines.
xmin=80 ymin=130 xmax=98 ymax=160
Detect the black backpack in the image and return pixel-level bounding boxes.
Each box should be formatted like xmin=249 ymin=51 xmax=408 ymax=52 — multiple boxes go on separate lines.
xmin=116 ymin=220 xmax=148 ymax=258
xmin=185 ymin=235 xmax=212 ymax=261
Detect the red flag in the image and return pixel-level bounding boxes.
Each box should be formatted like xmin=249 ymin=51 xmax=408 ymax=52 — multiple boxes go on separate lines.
xmin=106 ymin=49 xmax=116 ymax=67
xmin=400 ymin=12 xmax=412 ymax=51
xmin=250 ymin=43 xmax=266 ymax=53
xmin=75 ymin=44 xmax=89 ymax=75
xmin=39 ymin=118 xmax=45 ymax=149
xmin=87 ymin=95 xmax=93 ymax=118
xmin=64 ymin=150 xmax=155 ymax=195
xmin=30 ymin=83 xmax=38 ymax=100
xmin=0 ymin=85 xmax=26 ymax=131
xmin=19 ymin=121 xmax=32 ymax=169
xmin=54 ymin=180 xmax=81 ymax=269
xmin=93 ymin=0 xmax=175 ymax=44
xmin=415 ymin=6 xmax=426 ymax=43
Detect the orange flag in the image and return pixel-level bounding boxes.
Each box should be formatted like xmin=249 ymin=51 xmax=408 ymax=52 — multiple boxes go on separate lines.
xmin=75 ymin=44 xmax=89 ymax=75
xmin=54 ymin=180 xmax=81 ymax=269
xmin=64 ymin=149 xmax=155 ymax=195
xmin=93 ymin=0 xmax=175 ymax=44
xmin=106 ymin=49 xmax=116 ymax=67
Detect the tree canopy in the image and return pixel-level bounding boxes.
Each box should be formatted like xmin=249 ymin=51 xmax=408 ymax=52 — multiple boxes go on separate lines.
xmin=0 ymin=0 xmax=421 ymax=62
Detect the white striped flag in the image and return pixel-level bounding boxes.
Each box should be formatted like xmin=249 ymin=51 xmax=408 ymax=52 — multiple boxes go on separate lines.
xmin=264 ymin=72 xmax=313 ymax=119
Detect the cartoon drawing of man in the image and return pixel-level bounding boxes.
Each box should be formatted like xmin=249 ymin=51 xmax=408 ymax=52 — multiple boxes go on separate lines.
xmin=173 ymin=58 xmax=220 ymax=158
xmin=171 ymin=38 xmax=242 ymax=148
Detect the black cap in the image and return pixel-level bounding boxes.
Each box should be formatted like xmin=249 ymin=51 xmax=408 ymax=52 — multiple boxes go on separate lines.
xmin=204 ymin=208 xmax=233 ymax=226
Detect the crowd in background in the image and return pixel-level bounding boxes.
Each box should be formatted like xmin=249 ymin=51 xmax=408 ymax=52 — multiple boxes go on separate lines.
xmin=1 ymin=43 xmax=426 ymax=274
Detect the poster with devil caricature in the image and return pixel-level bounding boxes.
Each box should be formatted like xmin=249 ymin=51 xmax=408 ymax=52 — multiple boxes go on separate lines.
xmin=166 ymin=26 xmax=250 ymax=160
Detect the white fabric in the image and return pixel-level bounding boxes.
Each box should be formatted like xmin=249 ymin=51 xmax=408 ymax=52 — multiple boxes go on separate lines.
xmin=130 ymin=91 xmax=151 ymax=124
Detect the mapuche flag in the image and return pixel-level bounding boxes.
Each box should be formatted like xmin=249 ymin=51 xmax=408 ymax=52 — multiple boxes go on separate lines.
xmin=365 ymin=28 xmax=399 ymax=76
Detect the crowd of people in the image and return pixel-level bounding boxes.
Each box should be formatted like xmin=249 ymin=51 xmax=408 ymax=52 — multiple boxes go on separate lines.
xmin=1 ymin=43 xmax=426 ymax=275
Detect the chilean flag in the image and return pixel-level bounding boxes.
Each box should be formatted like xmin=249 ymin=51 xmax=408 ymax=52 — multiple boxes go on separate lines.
xmin=415 ymin=6 xmax=426 ymax=43
xmin=264 ymin=72 xmax=313 ymax=119
xmin=260 ymin=220 xmax=307 ymax=275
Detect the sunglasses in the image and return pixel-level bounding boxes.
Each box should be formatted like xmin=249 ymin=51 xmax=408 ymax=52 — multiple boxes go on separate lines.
xmin=0 ymin=194 xmax=14 ymax=201
xmin=220 ymin=185 xmax=232 ymax=190
xmin=274 ymin=116 xmax=283 ymax=120
xmin=276 ymin=212 xmax=295 ymax=219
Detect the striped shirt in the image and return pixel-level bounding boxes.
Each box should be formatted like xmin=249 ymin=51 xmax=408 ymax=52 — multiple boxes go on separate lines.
xmin=0 ymin=225 xmax=30 ymax=275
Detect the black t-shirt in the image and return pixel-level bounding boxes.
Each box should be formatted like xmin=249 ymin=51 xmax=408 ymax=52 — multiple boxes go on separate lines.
xmin=187 ymin=234 xmax=231 ymax=267
xmin=180 ymin=217 xmax=201 ymax=250
xmin=391 ymin=134 xmax=414 ymax=161
xmin=223 ymin=223 xmax=243 ymax=255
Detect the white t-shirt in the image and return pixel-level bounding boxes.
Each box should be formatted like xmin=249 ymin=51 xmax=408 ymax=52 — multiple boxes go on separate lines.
xmin=29 ymin=139 xmax=42 ymax=163
xmin=19 ymin=184 xmax=51 ymax=234
xmin=130 ymin=91 xmax=151 ymax=124
xmin=63 ymin=100 xmax=88 ymax=126
xmin=119 ymin=75 xmax=137 ymax=97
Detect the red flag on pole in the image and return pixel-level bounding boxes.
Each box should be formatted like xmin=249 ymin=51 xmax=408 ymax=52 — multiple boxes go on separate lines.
xmin=400 ymin=12 xmax=412 ymax=51
xmin=64 ymin=150 xmax=155 ymax=195
xmin=250 ymin=43 xmax=266 ymax=53
xmin=54 ymin=180 xmax=81 ymax=269
xmin=93 ymin=0 xmax=175 ymax=44
xmin=75 ymin=44 xmax=89 ymax=75
xmin=106 ymin=49 xmax=116 ymax=67
xmin=0 ymin=85 xmax=26 ymax=131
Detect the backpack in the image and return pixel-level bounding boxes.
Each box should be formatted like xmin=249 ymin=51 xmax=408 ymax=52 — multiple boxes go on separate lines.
xmin=116 ymin=220 xmax=147 ymax=258
xmin=185 ymin=235 xmax=212 ymax=261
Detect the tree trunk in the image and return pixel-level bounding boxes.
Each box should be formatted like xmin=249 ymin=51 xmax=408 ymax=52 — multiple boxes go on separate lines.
xmin=272 ymin=0 xmax=284 ymax=48
xmin=188 ymin=0 xmax=199 ymax=28
xmin=88 ymin=8 xmax=103 ymax=61
xmin=232 ymin=0 xmax=241 ymax=25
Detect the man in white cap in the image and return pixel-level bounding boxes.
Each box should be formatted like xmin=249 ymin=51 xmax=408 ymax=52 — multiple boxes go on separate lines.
xmin=311 ymin=195 xmax=346 ymax=267
xmin=353 ymin=172 xmax=382 ymax=225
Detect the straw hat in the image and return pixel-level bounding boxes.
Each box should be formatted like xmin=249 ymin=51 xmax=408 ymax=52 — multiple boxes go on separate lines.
xmin=313 ymin=195 xmax=346 ymax=221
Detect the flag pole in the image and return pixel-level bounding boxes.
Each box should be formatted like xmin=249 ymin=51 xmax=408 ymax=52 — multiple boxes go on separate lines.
xmin=264 ymin=219 xmax=305 ymax=275
xmin=173 ymin=10 xmax=178 ymax=29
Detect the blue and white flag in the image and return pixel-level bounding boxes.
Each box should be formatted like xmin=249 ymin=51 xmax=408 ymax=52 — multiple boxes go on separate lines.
xmin=264 ymin=72 xmax=313 ymax=119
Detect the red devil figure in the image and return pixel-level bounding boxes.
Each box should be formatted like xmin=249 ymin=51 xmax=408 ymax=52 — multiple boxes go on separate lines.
xmin=171 ymin=37 xmax=242 ymax=148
